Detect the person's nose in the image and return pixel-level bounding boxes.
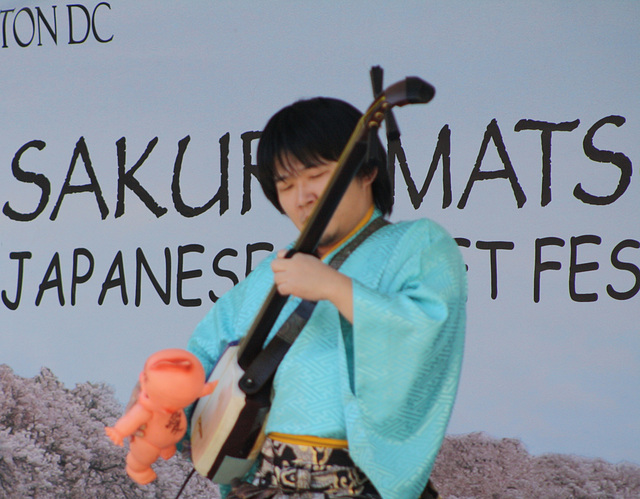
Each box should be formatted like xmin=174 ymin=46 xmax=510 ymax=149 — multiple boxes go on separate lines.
xmin=296 ymin=179 xmax=315 ymax=207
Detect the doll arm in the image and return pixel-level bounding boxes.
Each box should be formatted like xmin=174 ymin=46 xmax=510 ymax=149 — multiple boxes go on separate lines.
xmin=105 ymin=402 xmax=151 ymax=446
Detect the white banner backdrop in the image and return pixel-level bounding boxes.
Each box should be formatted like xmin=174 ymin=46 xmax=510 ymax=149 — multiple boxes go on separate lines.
xmin=1 ymin=0 xmax=638 ymax=466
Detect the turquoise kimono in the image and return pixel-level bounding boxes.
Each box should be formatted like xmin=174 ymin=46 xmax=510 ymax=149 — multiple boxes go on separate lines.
xmin=188 ymin=211 xmax=467 ymax=499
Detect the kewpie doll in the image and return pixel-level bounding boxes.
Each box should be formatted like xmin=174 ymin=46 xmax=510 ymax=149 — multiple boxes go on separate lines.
xmin=105 ymin=348 xmax=216 ymax=485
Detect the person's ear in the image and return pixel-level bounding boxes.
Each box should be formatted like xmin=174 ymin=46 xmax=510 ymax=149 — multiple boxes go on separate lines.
xmin=361 ymin=167 xmax=377 ymax=187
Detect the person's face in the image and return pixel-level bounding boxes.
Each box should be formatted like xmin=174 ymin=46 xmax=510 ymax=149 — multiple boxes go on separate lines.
xmin=274 ymin=156 xmax=375 ymax=256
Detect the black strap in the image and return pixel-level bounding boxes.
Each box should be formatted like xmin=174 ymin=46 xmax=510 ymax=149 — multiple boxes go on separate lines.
xmin=239 ymin=216 xmax=389 ymax=395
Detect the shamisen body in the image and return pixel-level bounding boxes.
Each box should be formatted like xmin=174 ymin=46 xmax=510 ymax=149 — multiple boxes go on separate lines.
xmin=185 ymin=96 xmax=467 ymax=499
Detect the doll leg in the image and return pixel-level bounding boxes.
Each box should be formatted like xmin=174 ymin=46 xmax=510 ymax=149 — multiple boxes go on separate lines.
xmin=126 ymin=439 xmax=159 ymax=485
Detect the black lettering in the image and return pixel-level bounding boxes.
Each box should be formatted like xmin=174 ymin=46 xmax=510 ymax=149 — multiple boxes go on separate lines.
xmin=241 ymin=131 xmax=262 ymax=215
xmin=476 ymin=241 xmax=515 ymax=299
xmin=135 ymin=247 xmax=171 ymax=306
xmin=171 ymin=134 xmax=230 ymax=217
xmin=246 ymin=242 xmax=274 ymax=276
xmin=177 ymin=244 xmax=204 ymax=307
xmin=1 ymin=10 xmax=15 ymax=48
xmin=91 ymin=2 xmax=112 ymax=43
xmin=209 ymin=248 xmax=238 ymax=303
xmin=71 ymin=248 xmax=94 ymax=306
xmin=50 ymin=137 xmax=109 ymax=220
xmin=458 ymin=119 xmax=526 ymax=209
xmin=13 ymin=7 xmax=35 ymax=47
xmin=3 ymin=140 xmax=51 ymax=222
xmin=98 ymin=251 xmax=128 ymax=305
xmin=395 ymin=125 xmax=452 ymax=209
xmin=575 ymin=115 xmax=632 ymax=205
xmin=115 ymin=137 xmax=166 ymax=218
xmin=454 ymin=238 xmax=471 ymax=271
xmin=67 ymin=4 xmax=90 ymax=44
xmin=514 ymin=119 xmax=580 ymax=206
xmin=2 ymin=252 xmax=32 ymax=310
xmin=36 ymin=252 xmax=65 ymax=306
xmin=569 ymin=235 xmax=601 ymax=302
xmin=607 ymin=239 xmax=640 ymax=300
xmin=534 ymin=237 xmax=565 ymax=303
xmin=36 ymin=6 xmax=57 ymax=45
xmin=455 ymin=238 xmax=471 ymax=249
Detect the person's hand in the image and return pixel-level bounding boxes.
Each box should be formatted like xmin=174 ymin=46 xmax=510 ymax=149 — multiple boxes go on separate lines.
xmin=271 ymin=250 xmax=354 ymax=322
xmin=271 ymin=251 xmax=335 ymax=301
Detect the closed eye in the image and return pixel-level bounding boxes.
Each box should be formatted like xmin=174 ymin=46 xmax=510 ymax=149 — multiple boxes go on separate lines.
xmin=276 ymin=181 xmax=293 ymax=192
xmin=307 ymin=166 xmax=330 ymax=180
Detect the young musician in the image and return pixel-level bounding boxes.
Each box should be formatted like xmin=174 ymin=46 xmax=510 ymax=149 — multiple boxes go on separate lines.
xmin=186 ymin=97 xmax=467 ymax=498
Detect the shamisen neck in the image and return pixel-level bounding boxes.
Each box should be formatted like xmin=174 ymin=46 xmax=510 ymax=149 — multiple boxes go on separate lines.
xmin=317 ymin=204 xmax=375 ymax=260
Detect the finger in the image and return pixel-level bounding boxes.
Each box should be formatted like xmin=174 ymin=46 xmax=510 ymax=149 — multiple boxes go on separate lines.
xmin=271 ymin=255 xmax=294 ymax=273
xmin=271 ymin=258 xmax=284 ymax=273
xmin=273 ymin=272 xmax=287 ymax=288
xmin=273 ymin=277 xmax=290 ymax=296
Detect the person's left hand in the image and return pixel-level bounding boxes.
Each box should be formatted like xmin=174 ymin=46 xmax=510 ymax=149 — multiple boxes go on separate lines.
xmin=271 ymin=250 xmax=355 ymax=322
xmin=271 ymin=250 xmax=337 ymax=301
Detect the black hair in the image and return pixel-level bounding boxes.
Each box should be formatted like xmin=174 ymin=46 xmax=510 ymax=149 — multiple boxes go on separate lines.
xmin=256 ymin=97 xmax=393 ymax=215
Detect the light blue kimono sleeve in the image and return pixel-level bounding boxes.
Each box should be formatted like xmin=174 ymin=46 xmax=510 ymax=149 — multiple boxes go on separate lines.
xmin=187 ymin=253 xmax=277 ymax=378
xmin=339 ymin=219 xmax=467 ymax=499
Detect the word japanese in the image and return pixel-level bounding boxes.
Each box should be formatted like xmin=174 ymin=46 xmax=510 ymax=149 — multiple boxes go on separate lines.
xmin=1 ymin=242 xmax=274 ymax=310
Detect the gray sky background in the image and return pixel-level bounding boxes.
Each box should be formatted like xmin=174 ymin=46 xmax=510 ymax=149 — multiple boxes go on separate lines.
xmin=1 ymin=1 xmax=638 ymax=465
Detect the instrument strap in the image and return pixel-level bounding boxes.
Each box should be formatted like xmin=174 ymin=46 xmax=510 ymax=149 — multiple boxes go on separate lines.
xmin=239 ymin=215 xmax=390 ymax=395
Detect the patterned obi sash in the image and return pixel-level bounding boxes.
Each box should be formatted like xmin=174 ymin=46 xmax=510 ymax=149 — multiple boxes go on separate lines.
xmin=228 ymin=436 xmax=379 ymax=498
xmin=228 ymin=436 xmax=441 ymax=499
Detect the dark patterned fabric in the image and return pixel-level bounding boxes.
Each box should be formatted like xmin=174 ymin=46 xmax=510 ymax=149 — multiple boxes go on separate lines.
xmin=227 ymin=438 xmax=441 ymax=499
xmin=227 ymin=438 xmax=379 ymax=498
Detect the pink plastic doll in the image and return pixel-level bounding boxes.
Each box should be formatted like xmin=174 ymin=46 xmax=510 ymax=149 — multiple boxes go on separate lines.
xmin=105 ymin=348 xmax=216 ymax=484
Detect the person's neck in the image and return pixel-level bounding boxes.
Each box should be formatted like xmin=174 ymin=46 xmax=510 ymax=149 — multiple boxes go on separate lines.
xmin=317 ymin=204 xmax=375 ymax=259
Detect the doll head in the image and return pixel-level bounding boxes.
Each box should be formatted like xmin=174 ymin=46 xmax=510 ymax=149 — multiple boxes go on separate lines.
xmin=139 ymin=349 xmax=215 ymax=411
